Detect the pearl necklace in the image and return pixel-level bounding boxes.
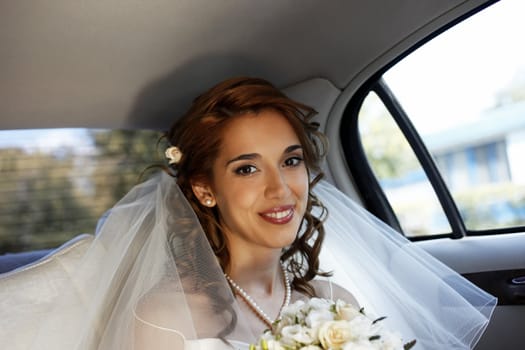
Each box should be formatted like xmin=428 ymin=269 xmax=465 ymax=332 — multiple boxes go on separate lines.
xmin=224 ymin=262 xmax=291 ymax=328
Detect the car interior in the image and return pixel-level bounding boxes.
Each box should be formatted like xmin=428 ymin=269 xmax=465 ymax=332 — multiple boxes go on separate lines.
xmin=1 ymin=0 xmax=524 ymax=348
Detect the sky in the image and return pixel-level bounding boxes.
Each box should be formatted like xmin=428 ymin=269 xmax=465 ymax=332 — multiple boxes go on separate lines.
xmin=0 ymin=128 xmax=94 ymax=152
xmin=384 ymin=0 xmax=525 ymax=135
xmin=1 ymin=0 xmax=523 ymax=150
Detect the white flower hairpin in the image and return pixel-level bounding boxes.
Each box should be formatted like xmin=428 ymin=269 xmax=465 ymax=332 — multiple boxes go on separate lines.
xmin=165 ymin=146 xmax=182 ymax=165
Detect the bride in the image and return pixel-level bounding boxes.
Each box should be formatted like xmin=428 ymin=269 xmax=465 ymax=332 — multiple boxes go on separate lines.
xmin=1 ymin=77 xmax=495 ymax=349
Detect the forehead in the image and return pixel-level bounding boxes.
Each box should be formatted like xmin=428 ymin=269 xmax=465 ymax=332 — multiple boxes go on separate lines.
xmin=219 ymin=110 xmax=301 ymax=154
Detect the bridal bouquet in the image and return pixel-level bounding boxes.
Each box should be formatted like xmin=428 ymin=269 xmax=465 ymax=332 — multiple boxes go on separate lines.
xmin=250 ymin=298 xmax=416 ymax=350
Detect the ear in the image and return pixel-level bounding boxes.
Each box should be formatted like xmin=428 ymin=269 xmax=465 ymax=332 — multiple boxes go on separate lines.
xmin=191 ymin=181 xmax=216 ymax=207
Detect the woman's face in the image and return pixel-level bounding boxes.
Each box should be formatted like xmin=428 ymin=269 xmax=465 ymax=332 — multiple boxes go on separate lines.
xmin=199 ymin=109 xmax=309 ymax=253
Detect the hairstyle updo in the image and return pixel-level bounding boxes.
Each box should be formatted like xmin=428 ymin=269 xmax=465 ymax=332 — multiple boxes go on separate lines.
xmin=165 ymin=76 xmax=330 ymax=296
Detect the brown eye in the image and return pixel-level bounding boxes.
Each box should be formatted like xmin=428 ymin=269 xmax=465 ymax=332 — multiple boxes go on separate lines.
xmin=284 ymin=156 xmax=303 ymax=167
xmin=235 ymin=165 xmax=257 ymax=175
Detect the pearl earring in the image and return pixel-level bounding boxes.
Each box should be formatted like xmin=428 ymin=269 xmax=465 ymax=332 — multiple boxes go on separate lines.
xmin=205 ymin=199 xmax=213 ymax=206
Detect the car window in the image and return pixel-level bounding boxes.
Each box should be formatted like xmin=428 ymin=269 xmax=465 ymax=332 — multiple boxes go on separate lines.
xmin=358 ymin=92 xmax=452 ymax=236
xmin=0 ymin=128 xmax=164 ymax=253
xmin=349 ymin=0 xmax=525 ymax=238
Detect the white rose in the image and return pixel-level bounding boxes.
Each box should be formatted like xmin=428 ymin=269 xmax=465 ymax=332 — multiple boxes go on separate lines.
xmin=265 ymin=339 xmax=285 ymax=350
xmin=281 ymin=299 xmax=305 ymax=317
xmin=281 ymin=325 xmax=315 ymax=346
xmin=346 ymin=315 xmax=375 ymax=340
xmin=164 ymin=146 xmax=182 ymax=164
xmin=308 ymin=297 xmax=332 ymax=311
xmin=305 ymin=308 xmax=334 ymax=329
xmin=299 ymin=346 xmax=323 ymax=350
xmin=342 ymin=341 xmax=377 ymax=350
xmin=335 ymin=299 xmax=361 ymax=321
xmin=279 ymin=300 xmax=306 ymax=327
xmin=318 ymin=320 xmax=354 ymax=349
xmin=259 ymin=330 xmax=277 ymax=342
xmin=253 ymin=338 xmax=285 ymax=350
xmin=377 ymin=331 xmax=404 ymax=350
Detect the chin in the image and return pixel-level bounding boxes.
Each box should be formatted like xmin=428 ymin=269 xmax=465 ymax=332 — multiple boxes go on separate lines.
xmin=259 ymin=218 xmax=302 ymax=248
xmin=278 ymin=227 xmax=301 ymax=247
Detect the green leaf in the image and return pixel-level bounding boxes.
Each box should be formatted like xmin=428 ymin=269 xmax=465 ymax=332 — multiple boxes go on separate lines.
xmin=372 ymin=316 xmax=387 ymax=324
xmin=403 ymin=339 xmax=417 ymax=350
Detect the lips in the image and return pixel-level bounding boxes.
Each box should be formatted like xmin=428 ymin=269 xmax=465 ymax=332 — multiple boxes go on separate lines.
xmin=259 ymin=205 xmax=295 ymax=224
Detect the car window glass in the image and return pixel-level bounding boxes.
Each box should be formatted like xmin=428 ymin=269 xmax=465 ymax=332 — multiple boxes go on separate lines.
xmin=359 ymin=0 xmax=525 ymax=234
xmin=0 ymin=128 xmax=164 ymax=253
xmin=358 ymin=92 xmax=451 ymax=237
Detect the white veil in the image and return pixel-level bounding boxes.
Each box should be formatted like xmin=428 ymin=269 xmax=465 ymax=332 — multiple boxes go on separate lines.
xmin=0 ymin=172 xmax=496 ymax=349
xmin=315 ymin=180 xmax=496 ymax=349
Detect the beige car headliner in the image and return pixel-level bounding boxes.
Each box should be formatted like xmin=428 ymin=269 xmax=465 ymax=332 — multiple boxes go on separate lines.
xmin=0 ymin=0 xmax=489 ymax=130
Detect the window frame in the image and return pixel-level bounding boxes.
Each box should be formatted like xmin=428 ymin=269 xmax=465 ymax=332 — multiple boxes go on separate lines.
xmin=339 ymin=0 xmax=525 ymax=240
xmin=341 ymin=80 xmax=462 ymax=240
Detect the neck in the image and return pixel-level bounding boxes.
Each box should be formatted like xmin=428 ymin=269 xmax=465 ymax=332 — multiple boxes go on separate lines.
xmin=224 ymin=259 xmax=292 ymax=329
xmin=226 ymin=253 xmax=283 ymax=295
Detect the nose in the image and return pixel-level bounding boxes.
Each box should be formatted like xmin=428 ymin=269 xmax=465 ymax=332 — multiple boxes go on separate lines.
xmin=265 ymin=167 xmax=291 ymax=199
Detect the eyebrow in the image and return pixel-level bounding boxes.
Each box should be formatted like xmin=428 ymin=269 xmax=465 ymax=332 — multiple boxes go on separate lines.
xmin=285 ymin=144 xmax=303 ymax=153
xmin=225 ymin=144 xmax=303 ymax=166
xmin=225 ymin=153 xmax=259 ymax=166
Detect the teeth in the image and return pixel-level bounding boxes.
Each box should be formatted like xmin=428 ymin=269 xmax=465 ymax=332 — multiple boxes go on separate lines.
xmin=265 ymin=209 xmax=292 ymax=219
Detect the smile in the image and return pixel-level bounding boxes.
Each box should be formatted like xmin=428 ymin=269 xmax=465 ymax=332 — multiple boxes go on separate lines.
xmin=259 ymin=206 xmax=295 ymax=224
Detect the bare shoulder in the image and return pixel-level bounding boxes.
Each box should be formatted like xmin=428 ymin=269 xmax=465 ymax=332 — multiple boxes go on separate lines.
xmin=134 ymin=283 xmax=227 ymax=338
xmin=134 ymin=286 xmax=192 ymax=332
xmin=133 ymin=287 xmax=190 ymax=350
xmin=310 ymin=279 xmax=360 ymax=307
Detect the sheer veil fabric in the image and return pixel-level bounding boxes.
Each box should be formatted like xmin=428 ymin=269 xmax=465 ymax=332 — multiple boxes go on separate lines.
xmin=316 ymin=181 xmax=496 ymax=349
xmin=2 ymin=172 xmax=496 ymax=349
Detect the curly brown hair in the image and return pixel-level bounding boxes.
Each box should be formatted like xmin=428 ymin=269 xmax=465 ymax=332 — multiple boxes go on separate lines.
xmin=165 ymin=77 xmax=330 ymax=297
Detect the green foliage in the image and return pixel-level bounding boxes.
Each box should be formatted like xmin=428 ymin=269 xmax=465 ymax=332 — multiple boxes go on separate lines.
xmin=0 ymin=148 xmax=92 ymax=251
xmin=0 ymin=129 xmax=165 ymax=253
xmin=358 ymin=93 xmax=420 ymax=180
xmin=454 ymin=183 xmax=525 ymax=231
xmin=89 ymin=130 xmax=166 ymax=210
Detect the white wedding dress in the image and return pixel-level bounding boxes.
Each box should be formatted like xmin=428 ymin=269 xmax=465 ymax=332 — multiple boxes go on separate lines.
xmin=188 ymin=339 xmax=249 ymax=350
xmin=167 ymin=338 xmax=248 ymax=350
xmin=0 ymin=172 xmax=496 ymax=349
xmin=180 ymin=340 xmax=247 ymax=350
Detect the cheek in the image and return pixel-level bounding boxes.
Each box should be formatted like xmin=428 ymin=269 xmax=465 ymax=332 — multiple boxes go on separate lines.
xmin=290 ymin=170 xmax=309 ymax=206
xmin=216 ymin=181 xmax=259 ymax=214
